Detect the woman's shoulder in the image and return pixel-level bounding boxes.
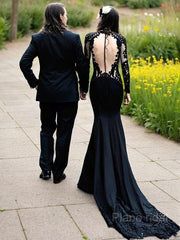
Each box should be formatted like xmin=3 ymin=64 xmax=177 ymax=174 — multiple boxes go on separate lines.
xmin=112 ymin=32 xmax=127 ymax=46
xmin=85 ymin=32 xmax=98 ymax=40
xmin=112 ymin=32 xmax=126 ymax=40
xmin=85 ymin=31 xmax=126 ymax=40
xmin=85 ymin=32 xmax=95 ymax=37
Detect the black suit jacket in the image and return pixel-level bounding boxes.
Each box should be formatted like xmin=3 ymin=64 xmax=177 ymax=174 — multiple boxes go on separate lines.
xmin=19 ymin=30 xmax=89 ymax=102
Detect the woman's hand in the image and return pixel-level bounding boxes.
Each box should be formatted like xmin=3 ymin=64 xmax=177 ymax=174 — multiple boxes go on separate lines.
xmin=123 ymin=93 xmax=131 ymax=105
xmin=80 ymin=91 xmax=87 ymax=100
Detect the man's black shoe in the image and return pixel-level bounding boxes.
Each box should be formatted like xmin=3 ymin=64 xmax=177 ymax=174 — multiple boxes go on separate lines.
xmin=39 ymin=171 xmax=51 ymax=180
xmin=53 ymin=173 xmax=66 ymax=184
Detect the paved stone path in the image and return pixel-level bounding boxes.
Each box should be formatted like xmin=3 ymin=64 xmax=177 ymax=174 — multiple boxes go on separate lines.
xmin=0 ymin=36 xmax=180 ymax=240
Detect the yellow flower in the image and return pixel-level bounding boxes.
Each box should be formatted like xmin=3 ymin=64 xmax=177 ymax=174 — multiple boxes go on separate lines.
xmin=130 ymin=57 xmax=179 ymax=100
xmin=143 ymin=25 xmax=150 ymax=32
xmin=135 ymin=85 xmax=141 ymax=90
xmin=151 ymin=87 xmax=156 ymax=94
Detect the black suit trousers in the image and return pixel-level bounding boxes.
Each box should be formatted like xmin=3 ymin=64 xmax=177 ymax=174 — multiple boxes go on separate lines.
xmin=39 ymin=102 xmax=78 ymax=177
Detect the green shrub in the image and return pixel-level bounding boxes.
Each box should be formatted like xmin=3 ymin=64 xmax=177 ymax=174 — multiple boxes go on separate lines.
xmin=120 ymin=0 xmax=128 ymax=4
xmin=175 ymin=37 xmax=180 ymax=57
xmin=149 ymin=0 xmax=163 ymax=8
xmin=127 ymin=0 xmax=149 ymax=8
xmin=0 ymin=5 xmax=33 ymax=38
xmin=0 ymin=17 xmax=8 ymax=48
xmin=17 ymin=9 xmax=32 ymax=36
xmin=0 ymin=6 xmax=11 ymax=21
xmin=67 ymin=5 xmax=94 ymax=28
xmin=127 ymin=31 xmax=179 ymax=60
xmin=120 ymin=12 xmax=179 ymax=61
xmin=91 ymin=0 xmax=126 ymax=6
xmin=127 ymin=0 xmax=163 ymax=8
xmin=29 ymin=6 xmax=44 ymax=30
xmin=91 ymin=0 xmax=162 ymax=8
xmin=91 ymin=0 xmax=105 ymax=6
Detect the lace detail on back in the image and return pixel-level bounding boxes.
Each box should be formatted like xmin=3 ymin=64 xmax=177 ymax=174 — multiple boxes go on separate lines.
xmin=84 ymin=30 xmax=131 ymax=93
xmin=92 ymin=30 xmax=119 ymax=77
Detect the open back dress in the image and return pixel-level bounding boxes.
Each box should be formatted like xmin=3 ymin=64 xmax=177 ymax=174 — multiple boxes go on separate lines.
xmin=77 ymin=29 xmax=180 ymax=239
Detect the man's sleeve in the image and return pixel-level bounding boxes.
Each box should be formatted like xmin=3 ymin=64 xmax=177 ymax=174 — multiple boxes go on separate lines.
xmin=74 ymin=34 xmax=89 ymax=93
xmin=19 ymin=35 xmax=39 ymax=88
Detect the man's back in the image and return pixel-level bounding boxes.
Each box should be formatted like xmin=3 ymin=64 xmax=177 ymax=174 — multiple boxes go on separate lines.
xmin=20 ymin=30 xmax=89 ymax=102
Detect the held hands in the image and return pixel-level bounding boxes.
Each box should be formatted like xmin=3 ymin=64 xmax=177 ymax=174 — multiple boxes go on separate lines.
xmin=123 ymin=93 xmax=131 ymax=105
xmin=80 ymin=91 xmax=87 ymax=100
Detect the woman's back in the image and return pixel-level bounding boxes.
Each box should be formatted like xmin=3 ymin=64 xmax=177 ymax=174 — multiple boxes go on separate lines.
xmin=84 ymin=30 xmax=130 ymax=93
xmin=92 ymin=32 xmax=118 ymax=73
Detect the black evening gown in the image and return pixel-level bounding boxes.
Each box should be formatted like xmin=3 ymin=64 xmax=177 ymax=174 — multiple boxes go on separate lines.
xmin=77 ymin=29 xmax=180 ymax=239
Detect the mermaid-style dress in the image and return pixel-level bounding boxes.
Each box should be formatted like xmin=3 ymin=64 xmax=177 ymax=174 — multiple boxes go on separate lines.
xmin=77 ymin=29 xmax=180 ymax=239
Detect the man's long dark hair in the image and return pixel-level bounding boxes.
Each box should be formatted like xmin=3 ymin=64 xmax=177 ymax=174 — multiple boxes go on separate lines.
xmin=43 ymin=3 xmax=66 ymax=33
xmin=97 ymin=7 xmax=119 ymax=33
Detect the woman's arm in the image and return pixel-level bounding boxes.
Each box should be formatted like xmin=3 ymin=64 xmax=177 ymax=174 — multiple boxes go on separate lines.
xmin=84 ymin=33 xmax=91 ymax=79
xmin=120 ymin=36 xmax=131 ymax=105
xmin=120 ymin=36 xmax=130 ymax=94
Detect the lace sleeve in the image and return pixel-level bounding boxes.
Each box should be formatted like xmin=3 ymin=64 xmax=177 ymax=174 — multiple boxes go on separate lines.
xmin=120 ymin=36 xmax=130 ymax=94
xmin=84 ymin=33 xmax=92 ymax=80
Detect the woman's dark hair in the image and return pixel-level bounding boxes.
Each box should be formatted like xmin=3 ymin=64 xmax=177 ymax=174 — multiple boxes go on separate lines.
xmin=97 ymin=7 xmax=119 ymax=33
xmin=43 ymin=3 xmax=66 ymax=33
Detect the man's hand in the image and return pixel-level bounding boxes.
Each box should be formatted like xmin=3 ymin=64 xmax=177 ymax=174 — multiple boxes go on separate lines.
xmin=80 ymin=91 xmax=87 ymax=100
xmin=123 ymin=93 xmax=131 ymax=105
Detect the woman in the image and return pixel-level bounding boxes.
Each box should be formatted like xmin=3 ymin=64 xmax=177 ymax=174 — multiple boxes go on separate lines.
xmin=77 ymin=6 xmax=180 ymax=239
xmin=20 ymin=3 xmax=88 ymax=183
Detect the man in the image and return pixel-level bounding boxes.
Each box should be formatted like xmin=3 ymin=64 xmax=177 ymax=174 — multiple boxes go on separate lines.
xmin=19 ymin=3 xmax=89 ymax=184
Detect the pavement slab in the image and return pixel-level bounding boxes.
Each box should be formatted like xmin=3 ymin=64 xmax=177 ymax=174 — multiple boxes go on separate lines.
xmin=0 ymin=210 xmax=26 ymax=240
xmin=19 ymin=206 xmax=83 ymax=240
